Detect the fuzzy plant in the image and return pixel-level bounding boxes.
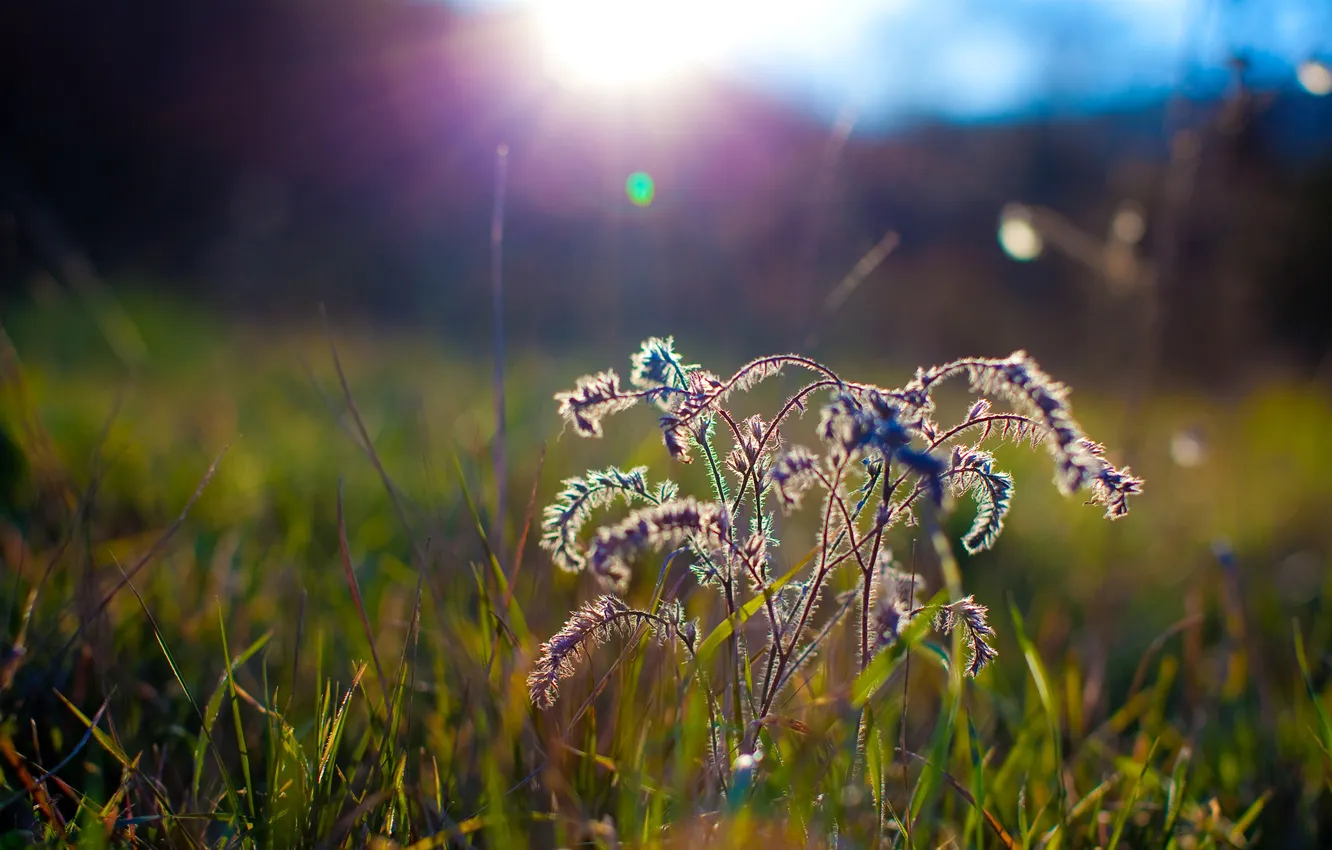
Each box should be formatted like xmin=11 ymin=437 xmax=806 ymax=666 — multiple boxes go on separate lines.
xmin=527 ymin=338 xmax=1142 ymax=768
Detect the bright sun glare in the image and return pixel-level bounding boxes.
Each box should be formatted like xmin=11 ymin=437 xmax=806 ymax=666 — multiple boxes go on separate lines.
xmin=534 ymin=0 xmax=708 ymax=90
xmin=531 ymin=0 xmax=851 ymax=93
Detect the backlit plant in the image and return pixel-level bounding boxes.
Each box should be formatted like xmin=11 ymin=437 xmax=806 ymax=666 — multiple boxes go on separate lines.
xmin=529 ymin=337 xmax=1142 ymax=784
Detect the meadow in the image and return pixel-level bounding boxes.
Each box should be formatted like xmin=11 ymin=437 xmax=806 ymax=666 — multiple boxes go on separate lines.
xmin=1 ymin=291 xmax=1331 ymax=847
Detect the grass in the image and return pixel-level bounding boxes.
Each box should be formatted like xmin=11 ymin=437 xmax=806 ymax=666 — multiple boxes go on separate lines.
xmin=0 ymin=293 xmax=1331 ymax=846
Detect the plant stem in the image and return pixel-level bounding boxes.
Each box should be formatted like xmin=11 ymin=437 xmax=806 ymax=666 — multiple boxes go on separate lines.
xmin=490 ymin=143 xmax=509 ymax=566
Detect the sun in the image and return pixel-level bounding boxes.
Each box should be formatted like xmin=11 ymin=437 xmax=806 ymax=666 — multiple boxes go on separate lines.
xmin=533 ymin=0 xmax=713 ymax=92
xmin=527 ymin=0 xmax=911 ymax=95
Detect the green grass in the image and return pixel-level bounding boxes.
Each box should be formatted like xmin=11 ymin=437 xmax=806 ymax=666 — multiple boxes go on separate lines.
xmin=0 ymin=293 xmax=1331 ymax=847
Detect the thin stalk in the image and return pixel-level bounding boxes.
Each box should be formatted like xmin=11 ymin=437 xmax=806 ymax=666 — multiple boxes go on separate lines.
xmin=741 ymin=470 xmax=783 ymax=724
xmin=698 ymin=427 xmax=746 ymax=740
xmin=490 ymin=143 xmax=509 ymax=565
xmin=852 ymin=467 xmax=892 ymax=794
xmin=760 ymin=455 xmax=851 ymax=717
xmin=728 ymin=378 xmax=844 ymax=518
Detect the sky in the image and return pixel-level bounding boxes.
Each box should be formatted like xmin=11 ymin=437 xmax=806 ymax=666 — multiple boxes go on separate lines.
xmin=445 ymin=0 xmax=1331 ymax=127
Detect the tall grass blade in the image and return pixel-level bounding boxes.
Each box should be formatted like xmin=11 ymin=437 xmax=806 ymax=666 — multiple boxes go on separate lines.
xmin=217 ymin=606 xmax=257 ymax=821
xmin=110 ymin=564 xmax=249 ymax=844
xmin=1107 ymin=738 xmax=1157 ymax=850
xmin=453 ymin=452 xmax=530 ymax=646
xmin=52 ymin=445 xmax=229 ymax=659
xmin=1294 ymin=620 xmax=1332 ymax=786
xmin=1162 ymin=745 xmax=1191 ymax=843
xmin=1009 ymin=599 xmax=1067 ymax=834
xmin=338 ymin=478 xmax=390 ymax=709
xmin=193 ymin=628 xmax=273 ymax=799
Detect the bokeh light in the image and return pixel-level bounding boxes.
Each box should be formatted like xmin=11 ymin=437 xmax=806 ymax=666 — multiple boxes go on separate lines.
xmin=1111 ymin=201 xmax=1146 ymax=245
xmin=1297 ymin=60 xmax=1332 ymax=97
xmin=626 ymin=172 xmax=656 ymax=206
xmin=998 ymin=206 xmax=1043 ymax=261
xmin=1170 ymin=428 xmax=1207 ymax=468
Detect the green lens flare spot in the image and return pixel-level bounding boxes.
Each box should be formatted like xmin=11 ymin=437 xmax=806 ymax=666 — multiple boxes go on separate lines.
xmin=626 ymin=172 xmax=655 ymax=207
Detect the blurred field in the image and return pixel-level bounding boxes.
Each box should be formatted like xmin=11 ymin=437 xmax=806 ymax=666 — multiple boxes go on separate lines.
xmin=1 ymin=292 xmax=1332 ymax=846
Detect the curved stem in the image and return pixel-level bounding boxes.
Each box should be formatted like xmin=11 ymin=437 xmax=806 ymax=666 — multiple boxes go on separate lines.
xmin=927 ymin=412 xmax=1044 ymax=452
xmin=760 ymin=455 xmax=850 ymax=716
xmin=909 ymin=358 xmax=999 ymax=396
xmin=727 ymin=378 xmax=843 ymax=518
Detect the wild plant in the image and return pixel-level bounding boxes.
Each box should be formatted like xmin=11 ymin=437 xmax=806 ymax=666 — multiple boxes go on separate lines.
xmin=528 ymin=337 xmax=1142 ymax=793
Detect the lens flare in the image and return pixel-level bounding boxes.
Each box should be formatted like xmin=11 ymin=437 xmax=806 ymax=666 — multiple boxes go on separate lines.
xmin=626 ymin=172 xmax=656 ymax=206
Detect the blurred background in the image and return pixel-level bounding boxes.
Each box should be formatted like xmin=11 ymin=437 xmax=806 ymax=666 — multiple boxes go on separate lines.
xmin=2 ymin=0 xmax=1332 ymax=841
xmin=3 ymin=0 xmax=1331 ymax=381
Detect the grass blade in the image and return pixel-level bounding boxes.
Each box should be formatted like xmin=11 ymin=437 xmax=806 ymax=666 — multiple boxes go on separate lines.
xmin=338 ymin=478 xmax=389 ymax=709
xmin=110 ymin=561 xmax=250 ymax=844
xmin=1009 ymin=598 xmax=1067 ymax=834
xmin=453 ymin=452 xmax=530 ymax=646
xmin=51 ymin=444 xmax=228 ymax=659
xmin=851 ymin=593 xmax=941 ymax=707
xmin=1228 ymin=789 xmax=1272 ymax=846
xmin=1107 ymin=738 xmax=1158 ymax=850
xmin=217 ymin=606 xmax=258 ymax=821
xmin=1294 ymin=620 xmax=1332 ymax=785
xmin=193 ymin=629 xmax=274 ymax=799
